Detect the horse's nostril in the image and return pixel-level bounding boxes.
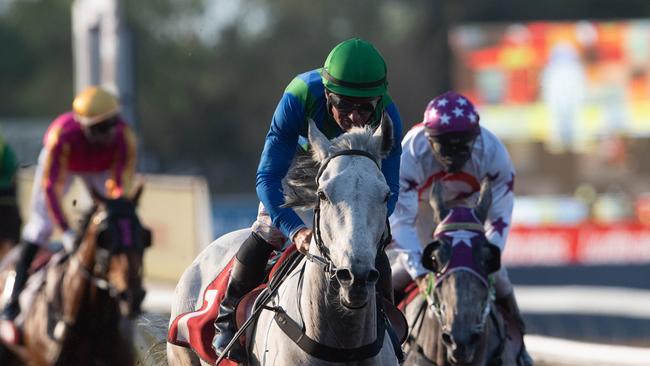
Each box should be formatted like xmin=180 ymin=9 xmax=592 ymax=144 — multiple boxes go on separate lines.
xmin=335 ymin=268 xmax=353 ymax=285
xmin=366 ymin=269 xmax=379 ymax=284
xmin=441 ymin=332 xmax=454 ymax=347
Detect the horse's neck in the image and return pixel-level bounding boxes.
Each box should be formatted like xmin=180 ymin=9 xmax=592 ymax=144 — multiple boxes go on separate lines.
xmin=74 ymin=229 xmax=96 ymax=270
xmin=60 ymin=231 xmax=97 ymax=321
xmin=300 ymin=261 xmax=378 ymax=348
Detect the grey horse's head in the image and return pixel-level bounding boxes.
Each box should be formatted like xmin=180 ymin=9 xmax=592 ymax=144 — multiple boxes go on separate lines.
xmin=284 ymin=114 xmax=393 ymax=309
xmin=421 ymin=179 xmax=501 ymax=364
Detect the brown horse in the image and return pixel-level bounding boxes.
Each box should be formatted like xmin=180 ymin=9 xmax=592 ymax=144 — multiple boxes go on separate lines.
xmin=0 ymin=186 xmax=150 ymax=365
xmin=402 ymin=181 xmax=518 ymax=366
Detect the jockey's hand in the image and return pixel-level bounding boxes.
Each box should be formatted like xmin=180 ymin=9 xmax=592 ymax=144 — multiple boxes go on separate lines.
xmin=61 ymin=229 xmax=77 ymax=253
xmin=293 ymin=228 xmax=313 ymax=254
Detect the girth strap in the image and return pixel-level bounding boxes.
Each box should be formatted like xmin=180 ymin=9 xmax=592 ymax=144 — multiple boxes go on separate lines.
xmin=274 ymin=306 xmax=386 ymax=362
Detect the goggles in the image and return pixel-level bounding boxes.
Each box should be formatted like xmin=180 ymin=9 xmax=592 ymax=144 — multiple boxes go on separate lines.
xmin=429 ymin=133 xmax=477 ymax=156
xmin=328 ymin=93 xmax=379 ymax=118
xmin=88 ymin=118 xmax=118 ymax=135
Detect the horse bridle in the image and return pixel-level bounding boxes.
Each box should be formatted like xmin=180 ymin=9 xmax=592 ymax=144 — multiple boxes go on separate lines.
xmin=305 ymin=149 xmax=392 ymax=279
xmin=73 ymin=210 xmax=145 ymax=301
xmin=425 ymin=231 xmax=493 ymax=338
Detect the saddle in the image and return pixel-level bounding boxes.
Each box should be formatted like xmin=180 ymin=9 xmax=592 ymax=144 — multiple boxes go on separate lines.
xmin=397 ymin=281 xmax=421 ymax=312
xmin=167 ymin=246 xmax=300 ymax=365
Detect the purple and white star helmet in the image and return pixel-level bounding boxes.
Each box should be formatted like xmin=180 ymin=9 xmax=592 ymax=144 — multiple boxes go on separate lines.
xmin=423 ymin=91 xmax=481 ymax=137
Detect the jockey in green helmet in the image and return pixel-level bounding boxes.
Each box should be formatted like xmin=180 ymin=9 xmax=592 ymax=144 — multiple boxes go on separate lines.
xmin=212 ymin=38 xmax=404 ymax=362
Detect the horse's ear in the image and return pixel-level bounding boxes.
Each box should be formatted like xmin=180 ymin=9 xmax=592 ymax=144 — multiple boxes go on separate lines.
xmin=90 ymin=186 xmax=107 ymax=204
xmin=429 ymin=182 xmax=449 ymax=225
xmin=308 ymin=118 xmax=331 ymax=162
xmin=130 ymin=181 xmax=144 ymax=206
xmin=422 ymin=240 xmax=451 ymax=273
xmin=373 ymin=112 xmax=394 ymax=159
xmin=479 ymin=243 xmax=501 ymax=274
xmin=475 ymin=178 xmax=492 ymax=223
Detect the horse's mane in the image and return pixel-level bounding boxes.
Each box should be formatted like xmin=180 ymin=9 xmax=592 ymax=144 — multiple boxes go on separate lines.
xmin=283 ymin=126 xmax=380 ymax=210
xmin=73 ymin=204 xmax=99 ymax=247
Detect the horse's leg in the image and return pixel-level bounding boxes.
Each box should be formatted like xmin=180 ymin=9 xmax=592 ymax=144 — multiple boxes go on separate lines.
xmin=166 ymin=343 xmax=201 ymax=366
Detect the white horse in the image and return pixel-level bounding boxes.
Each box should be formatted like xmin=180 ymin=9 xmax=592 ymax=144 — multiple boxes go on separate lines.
xmin=168 ymin=117 xmax=400 ymax=366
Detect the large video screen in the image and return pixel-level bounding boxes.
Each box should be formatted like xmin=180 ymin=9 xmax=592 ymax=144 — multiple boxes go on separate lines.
xmin=450 ymin=21 xmax=650 ymax=150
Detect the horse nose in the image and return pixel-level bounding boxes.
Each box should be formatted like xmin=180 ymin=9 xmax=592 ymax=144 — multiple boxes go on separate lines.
xmin=335 ymin=267 xmax=379 ymax=287
xmin=335 ymin=268 xmax=354 ymax=287
xmin=443 ymin=331 xmax=473 ymax=361
xmin=441 ymin=331 xmax=455 ymax=348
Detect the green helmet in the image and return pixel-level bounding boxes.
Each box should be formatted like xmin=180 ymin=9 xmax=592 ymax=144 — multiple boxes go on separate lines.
xmin=322 ymin=38 xmax=388 ymax=98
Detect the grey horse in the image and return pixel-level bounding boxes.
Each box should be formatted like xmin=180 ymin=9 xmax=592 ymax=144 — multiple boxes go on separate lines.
xmin=402 ymin=180 xmax=519 ymax=366
xmin=168 ymin=116 xmax=400 ymax=365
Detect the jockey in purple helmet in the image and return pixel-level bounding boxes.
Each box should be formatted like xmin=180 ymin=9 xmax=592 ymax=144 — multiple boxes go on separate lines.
xmin=389 ymin=91 xmax=532 ymax=366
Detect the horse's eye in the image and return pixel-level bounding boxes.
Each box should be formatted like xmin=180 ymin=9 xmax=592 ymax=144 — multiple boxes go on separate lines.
xmin=317 ymin=191 xmax=328 ymax=201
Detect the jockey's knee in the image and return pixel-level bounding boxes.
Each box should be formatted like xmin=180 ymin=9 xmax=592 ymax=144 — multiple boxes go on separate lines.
xmin=21 ymin=221 xmax=52 ymax=249
xmin=250 ymin=221 xmax=286 ymax=250
xmin=237 ymin=232 xmax=275 ymax=265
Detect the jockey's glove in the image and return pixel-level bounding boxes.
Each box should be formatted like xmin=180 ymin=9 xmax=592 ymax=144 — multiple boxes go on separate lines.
xmin=61 ymin=229 xmax=77 ymax=253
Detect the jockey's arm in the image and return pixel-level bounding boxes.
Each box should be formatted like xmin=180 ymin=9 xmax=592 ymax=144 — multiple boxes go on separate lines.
xmin=256 ymin=92 xmax=306 ymax=240
xmin=483 ymin=142 xmax=516 ymax=252
xmin=42 ymin=141 xmax=71 ymax=232
xmin=106 ymin=125 xmax=137 ymax=198
xmin=380 ymin=102 xmax=403 ymax=216
xmin=389 ymin=131 xmax=428 ymax=280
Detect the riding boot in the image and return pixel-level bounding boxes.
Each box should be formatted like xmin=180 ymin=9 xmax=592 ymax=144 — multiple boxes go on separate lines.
xmin=376 ymin=250 xmax=394 ymax=304
xmin=1 ymin=241 xmax=39 ymax=321
xmin=212 ymin=232 xmax=274 ymax=362
xmin=495 ymin=292 xmax=534 ymax=366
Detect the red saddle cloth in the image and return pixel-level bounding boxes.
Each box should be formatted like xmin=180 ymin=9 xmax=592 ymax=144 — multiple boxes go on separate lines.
xmin=397 ymin=281 xmax=420 ymax=312
xmin=167 ymin=246 xmax=298 ymax=365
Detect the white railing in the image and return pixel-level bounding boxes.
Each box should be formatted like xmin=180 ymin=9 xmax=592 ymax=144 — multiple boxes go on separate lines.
xmin=528 ymin=335 xmax=650 ymax=366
